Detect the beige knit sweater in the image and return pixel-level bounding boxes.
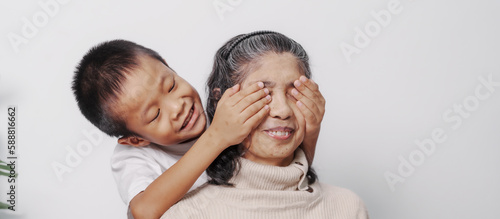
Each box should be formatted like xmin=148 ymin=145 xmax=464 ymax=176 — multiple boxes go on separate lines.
xmin=162 ymin=149 xmax=369 ymax=219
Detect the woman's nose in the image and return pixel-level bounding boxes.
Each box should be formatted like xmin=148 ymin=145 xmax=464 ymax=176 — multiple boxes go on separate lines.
xmin=269 ymin=92 xmax=293 ymax=120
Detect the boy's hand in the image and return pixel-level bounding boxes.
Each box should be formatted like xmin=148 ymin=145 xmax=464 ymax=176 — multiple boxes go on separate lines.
xmin=209 ymin=82 xmax=271 ymax=148
xmin=290 ymin=76 xmax=325 ymax=165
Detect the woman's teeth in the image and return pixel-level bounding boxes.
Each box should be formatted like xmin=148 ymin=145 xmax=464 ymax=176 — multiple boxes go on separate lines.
xmin=269 ymin=131 xmax=290 ymax=136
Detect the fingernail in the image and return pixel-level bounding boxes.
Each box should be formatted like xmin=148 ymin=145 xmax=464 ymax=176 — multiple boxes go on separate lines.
xmin=257 ymin=81 xmax=264 ymax=88
xmin=291 ymin=89 xmax=299 ymax=96
xmin=300 ymin=76 xmax=307 ymax=82
xmin=296 ymin=101 xmax=303 ymax=107
xmin=294 ymin=80 xmax=301 ymax=87
xmin=263 ymin=88 xmax=269 ymax=94
xmin=266 ymin=95 xmax=271 ymax=101
xmin=264 ymin=105 xmax=270 ymax=110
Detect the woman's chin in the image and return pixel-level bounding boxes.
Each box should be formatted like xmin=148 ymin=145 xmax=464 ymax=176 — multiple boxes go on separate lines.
xmin=243 ymin=147 xmax=297 ymax=166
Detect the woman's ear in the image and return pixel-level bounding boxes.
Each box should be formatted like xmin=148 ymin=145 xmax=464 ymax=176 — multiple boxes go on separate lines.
xmin=118 ymin=136 xmax=150 ymax=147
xmin=212 ymin=88 xmax=222 ymax=101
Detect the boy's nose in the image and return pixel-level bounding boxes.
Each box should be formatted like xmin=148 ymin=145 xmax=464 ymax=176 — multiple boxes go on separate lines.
xmin=167 ymin=98 xmax=185 ymax=121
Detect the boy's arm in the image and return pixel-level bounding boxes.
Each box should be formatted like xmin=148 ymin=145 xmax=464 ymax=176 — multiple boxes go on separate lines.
xmin=291 ymin=76 xmax=325 ymax=165
xmin=130 ymin=82 xmax=270 ymax=219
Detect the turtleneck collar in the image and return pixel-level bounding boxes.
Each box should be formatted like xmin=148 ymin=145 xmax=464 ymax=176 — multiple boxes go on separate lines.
xmin=228 ymin=148 xmax=310 ymax=191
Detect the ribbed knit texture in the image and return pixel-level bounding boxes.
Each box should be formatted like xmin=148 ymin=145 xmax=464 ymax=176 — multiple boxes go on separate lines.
xmin=162 ymin=149 xmax=369 ymax=219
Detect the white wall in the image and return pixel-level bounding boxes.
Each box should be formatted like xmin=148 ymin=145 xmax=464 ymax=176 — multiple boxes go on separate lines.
xmin=1 ymin=0 xmax=499 ymax=218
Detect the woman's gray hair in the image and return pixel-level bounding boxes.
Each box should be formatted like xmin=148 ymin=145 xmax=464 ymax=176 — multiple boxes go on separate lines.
xmin=205 ymin=31 xmax=316 ymax=186
xmin=207 ymin=31 xmax=311 ymax=122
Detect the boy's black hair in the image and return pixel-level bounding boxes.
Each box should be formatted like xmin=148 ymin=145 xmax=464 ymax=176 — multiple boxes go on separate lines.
xmin=72 ymin=39 xmax=168 ymax=137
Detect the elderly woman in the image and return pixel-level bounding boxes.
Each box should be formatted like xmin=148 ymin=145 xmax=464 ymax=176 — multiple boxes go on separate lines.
xmin=162 ymin=31 xmax=369 ymax=218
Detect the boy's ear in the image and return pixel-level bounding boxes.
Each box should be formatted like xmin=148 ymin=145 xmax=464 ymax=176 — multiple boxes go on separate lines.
xmin=118 ymin=136 xmax=150 ymax=147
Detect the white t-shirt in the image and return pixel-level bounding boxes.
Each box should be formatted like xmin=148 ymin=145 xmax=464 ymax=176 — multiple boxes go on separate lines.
xmin=110 ymin=138 xmax=208 ymax=217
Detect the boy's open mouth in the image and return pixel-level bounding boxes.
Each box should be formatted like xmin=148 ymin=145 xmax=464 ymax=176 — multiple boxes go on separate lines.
xmin=180 ymin=105 xmax=194 ymax=130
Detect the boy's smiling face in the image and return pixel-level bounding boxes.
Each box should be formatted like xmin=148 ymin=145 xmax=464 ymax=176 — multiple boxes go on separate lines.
xmin=112 ymin=55 xmax=206 ymax=146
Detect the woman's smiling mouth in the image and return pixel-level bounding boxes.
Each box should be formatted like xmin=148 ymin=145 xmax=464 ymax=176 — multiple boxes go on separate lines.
xmin=264 ymin=127 xmax=294 ymax=140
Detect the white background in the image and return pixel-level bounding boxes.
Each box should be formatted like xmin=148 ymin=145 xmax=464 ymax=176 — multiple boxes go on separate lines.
xmin=1 ymin=0 xmax=499 ymax=218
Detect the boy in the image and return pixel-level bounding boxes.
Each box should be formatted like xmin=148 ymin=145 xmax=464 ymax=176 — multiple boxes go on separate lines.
xmin=72 ymin=40 xmax=323 ymax=218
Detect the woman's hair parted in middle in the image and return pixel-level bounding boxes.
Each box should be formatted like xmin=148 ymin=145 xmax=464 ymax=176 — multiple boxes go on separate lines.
xmin=205 ymin=31 xmax=317 ymax=186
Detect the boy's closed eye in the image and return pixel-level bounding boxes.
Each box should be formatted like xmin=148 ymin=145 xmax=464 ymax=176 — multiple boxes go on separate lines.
xmin=169 ymin=78 xmax=175 ymax=92
xmin=150 ymin=109 xmax=160 ymax=123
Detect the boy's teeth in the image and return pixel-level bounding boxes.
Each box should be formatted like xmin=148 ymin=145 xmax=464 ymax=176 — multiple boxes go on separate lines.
xmin=182 ymin=109 xmax=193 ymax=129
xmin=269 ymin=131 xmax=290 ymax=136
